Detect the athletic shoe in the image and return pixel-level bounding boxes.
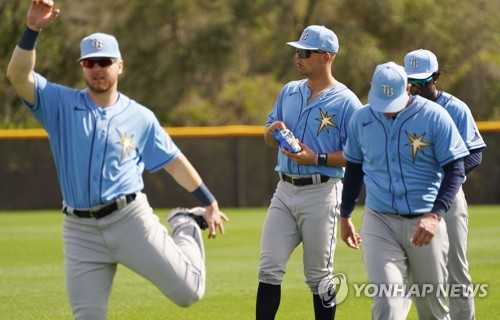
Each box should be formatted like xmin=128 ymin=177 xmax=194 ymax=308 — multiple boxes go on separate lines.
xmin=167 ymin=207 xmax=208 ymax=230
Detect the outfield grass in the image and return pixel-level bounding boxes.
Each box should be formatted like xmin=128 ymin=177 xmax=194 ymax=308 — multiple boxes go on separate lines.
xmin=0 ymin=206 xmax=499 ymax=319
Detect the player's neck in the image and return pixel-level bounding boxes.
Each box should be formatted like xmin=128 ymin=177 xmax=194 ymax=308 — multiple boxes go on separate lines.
xmin=306 ymin=77 xmax=337 ymax=105
xmin=420 ymin=87 xmax=440 ymax=102
xmin=88 ymin=89 xmax=120 ymax=109
xmin=307 ymin=74 xmax=337 ymax=94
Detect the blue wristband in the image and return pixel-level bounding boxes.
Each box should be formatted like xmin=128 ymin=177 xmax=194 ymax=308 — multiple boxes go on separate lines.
xmin=192 ymin=183 xmax=215 ymax=206
xmin=18 ymin=27 xmax=40 ymax=51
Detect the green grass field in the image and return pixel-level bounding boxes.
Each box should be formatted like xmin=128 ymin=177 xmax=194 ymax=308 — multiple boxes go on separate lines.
xmin=1 ymin=206 xmax=499 ymax=319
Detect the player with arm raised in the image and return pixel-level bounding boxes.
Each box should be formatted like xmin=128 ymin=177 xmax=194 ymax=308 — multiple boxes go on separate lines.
xmin=6 ymin=1 xmax=228 ymax=318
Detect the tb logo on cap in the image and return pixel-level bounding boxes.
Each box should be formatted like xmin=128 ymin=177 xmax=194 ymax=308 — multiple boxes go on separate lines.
xmin=91 ymin=38 xmax=104 ymax=50
xmin=408 ymin=58 xmax=419 ymax=69
xmin=382 ymin=85 xmax=394 ymax=96
xmin=301 ymin=30 xmax=309 ymax=40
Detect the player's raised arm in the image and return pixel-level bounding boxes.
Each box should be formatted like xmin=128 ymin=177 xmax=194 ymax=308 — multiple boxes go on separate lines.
xmin=6 ymin=0 xmax=60 ymax=105
xmin=163 ymin=152 xmax=228 ymax=239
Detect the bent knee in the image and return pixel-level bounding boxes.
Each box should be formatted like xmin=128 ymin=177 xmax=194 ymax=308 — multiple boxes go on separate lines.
xmin=169 ymin=286 xmax=205 ymax=308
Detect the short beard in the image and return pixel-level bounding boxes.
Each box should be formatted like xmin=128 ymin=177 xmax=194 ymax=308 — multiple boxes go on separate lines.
xmin=85 ymin=78 xmax=116 ymax=94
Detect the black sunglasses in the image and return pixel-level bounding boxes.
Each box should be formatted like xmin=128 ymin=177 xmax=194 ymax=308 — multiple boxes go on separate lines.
xmin=81 ymin=58 xmax=117 ymax=69
xmin=408 ymin=75 xmax=434 ymax=88
xmin=296 ymin=49 xmax=326 ymax=59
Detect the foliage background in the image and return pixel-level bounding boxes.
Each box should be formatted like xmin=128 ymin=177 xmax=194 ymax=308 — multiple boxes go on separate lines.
xmin=1 ymin=0 xmax=499 ymax=128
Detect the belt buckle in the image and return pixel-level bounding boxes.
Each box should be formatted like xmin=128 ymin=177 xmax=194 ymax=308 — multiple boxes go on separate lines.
xmin=290 ymin=177 xmax=297 ymax=185
xmin=88 ymin=209 xmax=100 ymax=219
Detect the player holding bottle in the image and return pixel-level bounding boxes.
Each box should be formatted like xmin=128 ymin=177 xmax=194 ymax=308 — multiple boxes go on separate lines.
xmin=257 ymin=25 xmax=362 ymax=320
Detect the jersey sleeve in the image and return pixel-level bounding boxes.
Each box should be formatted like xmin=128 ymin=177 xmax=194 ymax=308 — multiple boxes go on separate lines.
xmin=343 ymin=109 xmax=364 ymax=164
xmin=340 ymin=93 xmax=363 ymax=149
xmin=453 ymin=106 xmax=486 ymax=151
xmin=433 ymin=109 xmax=470 ymax=166
xmin=442 ymin=95 xmax=486 ymax=151
xmin=23 ymin=73 xmax=69 ymax=137
xmin=265 ymin=86 xmax=288 ymax=127
xmin=141 ymin=116 xmax=180 ymax=173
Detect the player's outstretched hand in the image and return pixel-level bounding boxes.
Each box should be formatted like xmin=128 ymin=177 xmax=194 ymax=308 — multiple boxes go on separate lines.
xmin=27 ymin=0 xmax=60 ymax=31
xmin=340 ymin=217 xmax=362 ymax=249
xmin=203 ymin=201 xmax=229 ymax=239
xmin=411 ymin=213 xmax=440 ymax=247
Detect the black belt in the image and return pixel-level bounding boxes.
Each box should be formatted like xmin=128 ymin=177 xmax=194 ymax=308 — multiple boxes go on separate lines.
xmin=388 ymin=213 xmax=424 ymax=219
xmin=63 ymin=194 xmax=137 ymax=219
xmin=280 ymin=173 xmax=330 ymax=186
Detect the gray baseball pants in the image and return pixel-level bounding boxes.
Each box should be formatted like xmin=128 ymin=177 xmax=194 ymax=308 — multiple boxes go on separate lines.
xmin=258 ymin=177 xmax=342 ymax=294
xmin=444 ymin=187 xmax=475 ymax=320
xmin=63 ymin=192 xmax=205 ymax=320
xmin=360 ymin=208 xmax=450 ymax=320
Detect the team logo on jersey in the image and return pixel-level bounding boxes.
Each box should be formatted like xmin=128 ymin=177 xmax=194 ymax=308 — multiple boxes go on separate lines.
xmin=116 ymin=129 xmax=136 ymax=160
xmin=405 ymin=131 xmax=432 ymax=161
xmin=316 ymin=108 xmax=337 ymax=135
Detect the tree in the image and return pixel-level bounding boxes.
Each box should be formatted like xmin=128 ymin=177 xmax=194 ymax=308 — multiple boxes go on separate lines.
xmin=1 ymin=0 xmax=498 ymax=128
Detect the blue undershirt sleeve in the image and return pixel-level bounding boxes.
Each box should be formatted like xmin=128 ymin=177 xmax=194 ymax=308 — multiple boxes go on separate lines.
xmin=464 ymin=149 xmax=483 ymax=175
xmin=431 ymin=158 xmax=465 ymax=217
xmin=340 ymin=161 xmax=364 ymax=218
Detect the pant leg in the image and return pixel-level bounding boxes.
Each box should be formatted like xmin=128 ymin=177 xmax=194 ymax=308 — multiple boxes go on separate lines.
xmin=360 ymin=209 xmax=412 ymax=320
xmin=258 ymin=181 xmax=301 ymax=285
xmin=298 ymin=179 xmax=341 ymax=294
xmin=405 ymin=216 xmax=450 ymax=319
xmin=444 ymin=187 xmax=475 ymax=320
xmin=63 ymin=215 xmax=117 ymax=320
xmin=103 ymin=193 xmax=205 ymax=308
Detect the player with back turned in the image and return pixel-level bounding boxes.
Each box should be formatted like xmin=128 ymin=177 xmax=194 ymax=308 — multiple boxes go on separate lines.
xmin=257 ymin=25 xmax=362 ymax=320
xmin=404 ymin=49 xmax=486 ymax=320
xmin=340 ymin=62 xmax=470 ymax=319
xmin=6 ymin=1 xmax=228 ymax=319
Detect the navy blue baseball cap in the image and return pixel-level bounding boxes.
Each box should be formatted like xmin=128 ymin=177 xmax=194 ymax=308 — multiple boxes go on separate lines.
xmin=77 ymin=33 xmax=122 ymax=62
xmin=368 ymin=62 xmax=409 ymax=113
xmin=287 ymin=25 xmax=339 ymax=53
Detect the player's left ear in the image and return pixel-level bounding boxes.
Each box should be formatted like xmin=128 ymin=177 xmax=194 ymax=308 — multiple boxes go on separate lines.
xmin=117 ymin=60 xmax=124 ymax=74
xmin=325 ymin=52 xmax=335 ymax=63
xmin=405 ymin=84 xmax=411 ymax=93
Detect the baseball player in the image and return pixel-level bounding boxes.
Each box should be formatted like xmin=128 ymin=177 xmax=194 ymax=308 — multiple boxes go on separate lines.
xmin=256 ymin=25 xmax=362 ymax=320
xmin=6 ymin=1 xmax=228 ymax=319
xmin=340 ymin=62 xmax=470 ymax=319
xmin=404 ymin=49 xmax=486 ymax=320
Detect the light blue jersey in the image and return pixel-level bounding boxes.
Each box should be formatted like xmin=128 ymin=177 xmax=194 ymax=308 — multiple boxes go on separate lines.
xmin=266 ymin=80 xmax=362 ymax=178
xmin=344 ymin=95 xmax=469 ymax=214
xmin=25 ymin=73 xmax=180 ymax=209
xmin=435 ymin=91 xmax=486 ymax=151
